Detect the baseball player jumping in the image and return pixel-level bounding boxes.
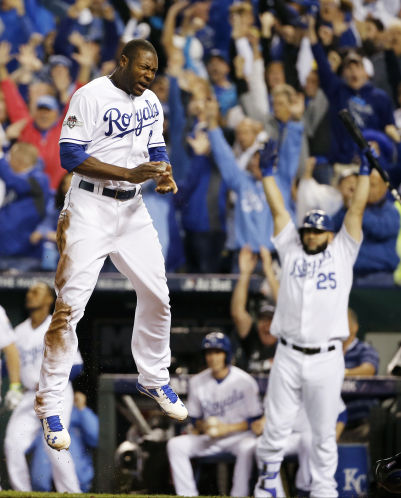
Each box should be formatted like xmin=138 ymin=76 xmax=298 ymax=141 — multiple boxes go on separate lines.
xmin=254 ymin=140 xmax=370 ymax=498
xmin=34 ymin=39 xmax=187 ymax=451
xmin=167 ymin=332 xmax=263 ymax=497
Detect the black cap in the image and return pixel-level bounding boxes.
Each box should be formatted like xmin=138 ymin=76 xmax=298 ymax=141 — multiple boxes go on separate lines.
xmin=258 ymin=300 xmax=275 ymax=317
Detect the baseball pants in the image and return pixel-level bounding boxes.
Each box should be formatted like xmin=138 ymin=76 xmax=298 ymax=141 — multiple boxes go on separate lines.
xmin=5 ymin=383 xmax=80 ymax=492
xmin=167 ymin=431 xmax=257 ymax=497
xmin=256 ymin=341 xmax=344 ymax=497
xmin=35 ymin=178 xmax=171 ymax=418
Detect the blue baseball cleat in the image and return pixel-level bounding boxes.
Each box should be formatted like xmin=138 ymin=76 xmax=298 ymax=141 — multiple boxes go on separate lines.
xmin=136 ymin=382 xmax=188 ymax=421
xmin=41 ymin=415 xmax=71 ymax=451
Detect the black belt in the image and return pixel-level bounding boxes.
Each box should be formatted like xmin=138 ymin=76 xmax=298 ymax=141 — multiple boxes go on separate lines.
xmin=280 ymin=337 xmax=335 ymax=355
xmin=78 ymin=179 xmax=137 ymax=200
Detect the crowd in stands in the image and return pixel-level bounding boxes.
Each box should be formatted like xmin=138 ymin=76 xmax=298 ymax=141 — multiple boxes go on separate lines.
xmin=0 ymin=0 xmax=401 ymax=285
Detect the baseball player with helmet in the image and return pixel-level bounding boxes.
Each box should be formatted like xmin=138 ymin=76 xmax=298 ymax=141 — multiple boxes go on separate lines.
xmin=253 ymin=139 xmax=371 ymax=497
xmin=167 ymin=331 xmax=263 ymax=497
xmin=4 ymin=282 xmax=82 ymax=492
xmin=34 ymin=38 xmax=187 ymax=451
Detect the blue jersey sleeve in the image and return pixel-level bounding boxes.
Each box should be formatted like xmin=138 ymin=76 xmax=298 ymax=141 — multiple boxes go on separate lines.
xmin=148 ymin=146 xmax=170 ymax=163
xmin=60 ymin=142 xmax=90 ymax=172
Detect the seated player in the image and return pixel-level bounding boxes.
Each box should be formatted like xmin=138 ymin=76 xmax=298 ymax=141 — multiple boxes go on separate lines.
xmin=166 ymin=331 xmax=263 ymax=497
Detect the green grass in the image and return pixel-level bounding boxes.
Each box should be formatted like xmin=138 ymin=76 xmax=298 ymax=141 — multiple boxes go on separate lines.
xmin=0 ymin=493 xmax=226 ymax=498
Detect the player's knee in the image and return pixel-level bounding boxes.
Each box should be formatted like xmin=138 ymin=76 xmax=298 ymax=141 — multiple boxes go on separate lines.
xmin=236 ymin=435 xmax=258 ymax=456
xmin=167 ymin=435 xmax=189 ymax=457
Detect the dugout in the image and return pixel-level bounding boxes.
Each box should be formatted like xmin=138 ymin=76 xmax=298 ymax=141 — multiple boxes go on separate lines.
xmin=0 ymin=272 xmax=401 ymax=493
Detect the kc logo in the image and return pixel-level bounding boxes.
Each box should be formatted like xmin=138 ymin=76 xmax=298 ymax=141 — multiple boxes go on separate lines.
xmin=343 ymin=468 xmax=367 ymax=495
xmin=103 ymin=100 xmax=159 ymax=138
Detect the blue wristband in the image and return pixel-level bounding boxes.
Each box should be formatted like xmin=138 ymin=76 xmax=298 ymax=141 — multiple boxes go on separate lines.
xmin=359 ymin=154 xmax=371 ymax=176
xmin=261 ymin=162 xmax=274 ymax=177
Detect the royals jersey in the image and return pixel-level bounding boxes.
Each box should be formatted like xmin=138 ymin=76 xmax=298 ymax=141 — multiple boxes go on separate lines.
xmin=0 ymin=305 xmax=15 ymax=350
xmin=0 ymin=305 xmax=16 ymax=402
xmin=187 ymin=365 xmax=262 ymax=424
xmin=59 ymin=76 xmax=166 ymax=189
xmin=14 ymin=316 xmax=83 ymax=391
xmin=271 ymin=221 xmax=362 ymax=345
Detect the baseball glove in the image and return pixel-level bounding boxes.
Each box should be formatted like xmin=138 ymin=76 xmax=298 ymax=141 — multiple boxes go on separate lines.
xmin=375 ymin=452 xmax=401 ymax=494
xmin=155 ymin=163 xmax=178 ymax=194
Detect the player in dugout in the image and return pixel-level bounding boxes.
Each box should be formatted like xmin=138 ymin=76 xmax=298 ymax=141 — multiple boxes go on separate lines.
xmin=167 ymin=331 xmax=263 ymax=497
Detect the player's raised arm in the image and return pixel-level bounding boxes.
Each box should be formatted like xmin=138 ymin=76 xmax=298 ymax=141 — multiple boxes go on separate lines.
xmin=259 ymin=139 xmax=291 ymax=235
xmin=343 ymin=152 xmax=371 ymax=242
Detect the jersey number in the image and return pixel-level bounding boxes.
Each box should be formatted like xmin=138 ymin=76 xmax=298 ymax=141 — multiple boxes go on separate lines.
xmin=317 ymin=272 xmax=337 ymax=290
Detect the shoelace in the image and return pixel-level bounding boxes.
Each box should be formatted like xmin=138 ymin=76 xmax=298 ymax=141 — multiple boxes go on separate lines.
xmin=160 ymin=384 xmax=178 ymax=403
xmin=46 ymin=415 xmax=64 ymax=432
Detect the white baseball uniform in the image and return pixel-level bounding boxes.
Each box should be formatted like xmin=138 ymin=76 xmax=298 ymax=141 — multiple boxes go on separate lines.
xmin=167 ymin=366 xmax=262 ymax=497
xmin=35 ymin=76 xmax=171 ymax=418
xmin=0 ymin=305 xmax=16 ymax=403
xmin=256 ymin=221 xmax=361 ymax=498
xmin=5 ymin=315 xmax=82 ymax=492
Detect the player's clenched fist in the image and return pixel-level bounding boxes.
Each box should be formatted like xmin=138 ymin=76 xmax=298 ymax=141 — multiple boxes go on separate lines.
xmin=126 ymin=161 xmax=169 ymax=183
xmin=155 ymin=163 xmax=178 ymax=194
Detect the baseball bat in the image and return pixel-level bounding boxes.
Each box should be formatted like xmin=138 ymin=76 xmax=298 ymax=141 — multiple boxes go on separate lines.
xmin=122 ymin=395 xmax=152 ymax=435
xmin=338 ymin=109 xmax=401 ymax=205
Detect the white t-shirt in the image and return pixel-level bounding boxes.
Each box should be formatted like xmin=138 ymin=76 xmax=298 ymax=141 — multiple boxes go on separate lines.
xmin=271 ymin=221 xmax=362 ymax=345
xmin=60 ymin=76 xmax=166 ymax=189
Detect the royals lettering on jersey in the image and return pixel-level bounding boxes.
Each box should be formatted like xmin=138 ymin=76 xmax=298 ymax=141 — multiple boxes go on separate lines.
xmin=289 ymin=250 xmax=332 ymax=279
xmin=103 ymin=99 xmax=159 ymax=138
xmin=59 ymin=76 xmax=166 ymax=189
xmin=203 ymin=389 xmax=245 ymax=418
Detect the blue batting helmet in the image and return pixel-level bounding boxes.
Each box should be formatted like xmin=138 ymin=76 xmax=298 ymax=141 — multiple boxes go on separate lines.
xmin=201 ymin=331 xmax=232 ymax=364
xmin=300 ymin=209 xmax=334 ymax=232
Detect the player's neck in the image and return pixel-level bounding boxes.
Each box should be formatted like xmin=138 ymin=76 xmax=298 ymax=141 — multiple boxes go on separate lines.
xmin=30 ymin=308 xmax=49 ymax=329
xmin=212 ymin=365 xmax=230 ymax=380
xmin=109 ymin=70 xmax=129 ymax=95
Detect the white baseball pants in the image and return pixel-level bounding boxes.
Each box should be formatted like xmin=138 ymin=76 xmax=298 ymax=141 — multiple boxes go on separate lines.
xmin=256 ymin=341 xmax=344 ymax=497
xmin=35 ymin=178 xmax=171 ymax=418
xmin=167 ymin=431 xmax=257 ymax=497
xmin=5 ymin=383 xmax=80 ymax=492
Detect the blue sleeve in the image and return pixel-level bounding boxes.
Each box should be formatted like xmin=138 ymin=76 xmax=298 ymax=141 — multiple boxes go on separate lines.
xmin=337 ymin=408 xmax=348 ymax=425
xmin=208 ymin=127 xmax=241 ymax=191
xmin=101 ymin=19 xmax=120 ymax=62
xmin=175 ymin=154 xmax=211 ymax=207
xmin=0 ymin=157 xmax=37 ymax=194
xmin=168 ymin=76 xmax=186 ymax=134
xmin=69 ymin=364 xmax=83 ymax=381
xmin=53 ymin=16 xmax=76 ymax=57
xmin=332 ymin=208 xmax=346 ymax=232
xmin=148 ymin=146 xmax=170 ymax=163
xmin=338 ymin=28 xmax=357 ymax=48
xmin=362 ymin=203 xmax=400 ymax=240
xmin=311 ymin=42 xmax=341 ymax=98
xmin=168 ymin=76 xmax=190 ymax=182
xmin=73 ymin=407 xmax=99 ymax=448
xmin=60 ymin=142 xmax=90 ymax=172
xmin=359 ymin=343 xmax=380 ymax=373
xmin=277 ymin=121 xmax=304 ymax=185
